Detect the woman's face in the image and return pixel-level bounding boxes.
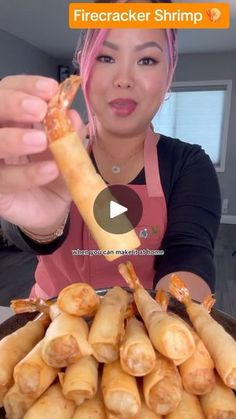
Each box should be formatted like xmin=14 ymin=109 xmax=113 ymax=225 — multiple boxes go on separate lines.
xmin=88 ymin=28 xmax=169 ymax=137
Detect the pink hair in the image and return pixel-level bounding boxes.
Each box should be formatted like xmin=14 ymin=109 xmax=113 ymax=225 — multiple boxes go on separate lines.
xmin=77 ymin=27 xmax=177 ymax=140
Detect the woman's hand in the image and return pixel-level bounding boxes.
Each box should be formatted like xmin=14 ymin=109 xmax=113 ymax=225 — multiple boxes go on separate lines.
xmin=0 ymin=75 xmax=86 ymax=235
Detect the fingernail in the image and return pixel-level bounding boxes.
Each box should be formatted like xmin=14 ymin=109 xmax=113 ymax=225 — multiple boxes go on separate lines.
xmin=23 ymin=131 xmax=47 ymax=148
xmin=38 ymin=162 xmax=58 ymax=177
xmin=36 ymin=78 xmax=58 ymax=94
xmin=21 ymin=99 xmax=45 ymax=115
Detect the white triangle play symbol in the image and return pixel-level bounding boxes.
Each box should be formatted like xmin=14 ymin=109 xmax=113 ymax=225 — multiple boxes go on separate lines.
xmin=110 ymin=201 xmax=128 ymax=219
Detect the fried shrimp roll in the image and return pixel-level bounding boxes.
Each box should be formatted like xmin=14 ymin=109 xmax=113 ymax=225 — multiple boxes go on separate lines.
xmin=143 ymin=351 xmax=182 ymax=415
xmin=120 ymin=316 xmax=156 ymax=376
xmin=118 ymin=262 xmax=195 ymax=365
xmin=170 ymin=274 xmax=236 ymax=390
xmin=101 ymin=360 xmax=141 ymax=418
xmin=42 ymin=312 xmax=92 ymax=368
xmin=200 ymin=374 xmax=236 ymax=419
xmin=57 ymin=283 xmax=100 ymax=317
xmin=0 ymin=315 xmax=47 ymax=406
xmin=44 ymin=75 xmax=140 ymax=261
xmin=23 ymin=382 xmax=75 ymax=419
xmin=165 ymin=389 xmax=205 ymax=419
xmin=13 ymin=340 xmax=58 ymax=394
xmin=59 ymin=355 xmax=98 ymax=405
xmin=88 ymin=287 xmax=130 ymax=363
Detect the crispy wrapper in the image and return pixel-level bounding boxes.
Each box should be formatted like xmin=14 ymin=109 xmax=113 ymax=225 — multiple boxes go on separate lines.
xmin=23 ymin=382 xmax=75 ymax=418
xmin=200 ymin=374 xmax=236 ymax=419
xmin=101 ymin=360 xmax=141 ymax=418
xmin=57 ymin=283 xmax=100 ymax=316
xmin=42 ymin=313 xmax=92 ymax=368
xmin=136 ymin=396 xmax=163 ymax=419
xmin=49 ymin=303 xmax=62 ymax=321
xmin=120 ymin=316 xmax=156 ymax=376
xmin=0 ymin=382 xmax=12 ymax=408
xmin=72 ymin=388 xmax=107 ymax=419
xmin=165 ymin=389 xmax=205 ymax=418
xmin=49 ymin=132 xmax=140 ymax=261
xmin=143 ymin=351 xmax=182 ymax=415
xmin=179 ymin=328 xmax=215 ymax=395
xmin=168 ymin=312 xmax=215 ymax=396
xmin=0 ymin=317 xmax=46 ymax=390
xmin=89 ymin=287 xmax=130 ymax=363
xmin=3 ymin=383 xmax=39 ymax=419
xmin=134 ymin=287 xmax=195 ymax=364
xmin=59 ymin=355 xmax=98 ymax=405
xmin=186 ymin=301 xmax=236 ymax=389
xmin=13 ymin=340 xmax=58 ymax=394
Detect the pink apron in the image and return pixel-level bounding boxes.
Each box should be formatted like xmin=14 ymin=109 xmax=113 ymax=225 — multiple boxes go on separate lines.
xmin=31 ymin=128 xmax=167 ymax=298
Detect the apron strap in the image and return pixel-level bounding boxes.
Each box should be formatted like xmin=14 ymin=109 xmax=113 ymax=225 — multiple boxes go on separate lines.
xmin=144 ymin=127 xmax=164 ymax=198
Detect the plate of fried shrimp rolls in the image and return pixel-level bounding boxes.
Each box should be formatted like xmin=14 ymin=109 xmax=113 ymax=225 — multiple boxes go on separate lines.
xmin=0 ymin=263 xmax=236 ymax=419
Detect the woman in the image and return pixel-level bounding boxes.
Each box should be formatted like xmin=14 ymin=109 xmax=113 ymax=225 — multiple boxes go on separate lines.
xmin=0 ymin=4 xmax=221 ymax=300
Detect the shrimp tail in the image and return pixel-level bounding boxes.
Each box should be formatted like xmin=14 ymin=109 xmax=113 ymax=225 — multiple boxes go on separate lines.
xmin=155 ymin=289 xmax=169 ymax=311
xmin=44 ymin=75 xmax=81 ymax=143
xmin=169 ymin=274 xmax=191 ymax=306
xmin=202 ymin=294 xmax=216 ymax=313
xmin=10 ymin=298 xmax=51 ymax=314
xmin=118 ymin=261 xmax=143 ymax=291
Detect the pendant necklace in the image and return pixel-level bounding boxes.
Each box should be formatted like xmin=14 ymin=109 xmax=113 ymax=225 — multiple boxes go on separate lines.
xmin=94 ymin=141 xmax=144 ymax=175
xmin=111 ymin=165 xmax=121 ymax=174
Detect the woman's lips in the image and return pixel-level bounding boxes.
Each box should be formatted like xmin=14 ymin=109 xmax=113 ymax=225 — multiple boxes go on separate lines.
xmin=109 ymin=99 xmax=137 ymax=116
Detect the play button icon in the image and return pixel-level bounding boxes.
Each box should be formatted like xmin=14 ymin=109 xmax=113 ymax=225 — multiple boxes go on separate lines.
xmin=110 ymin=201 xmax=128 ymax=219
xmin=93 ymin=185 xmax=143 ymax=234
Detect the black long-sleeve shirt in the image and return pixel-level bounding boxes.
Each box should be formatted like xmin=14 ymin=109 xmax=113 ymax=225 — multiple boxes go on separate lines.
xmin=2 ymin=134 xmax=221 ymax=290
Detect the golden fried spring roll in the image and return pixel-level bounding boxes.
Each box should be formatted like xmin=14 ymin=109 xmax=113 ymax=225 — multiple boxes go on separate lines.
xmin=136 ymin=396 xmax=163 ymax=419
xmin=165 ymin=390 xmax=205 ymax=419
xmin=57 ymin=283 xmax=100 ymax=317
xmin=13 ymin=340 xmax=58 ymax=394
xmin=0 ymin=316 xmax=46 ymax=398
xmin=169 ymin=275 xmax=236 ymax=390
xmin=134 ymin=287 xmax=195 ymax=364
xmin=188 ymin=301 xmax=236 ymax=390
xmin=72 ymin=389 xmax=107 ymax=419
xmin=42 ymin=313 xmax=92 ymax=368
xmin=0 ymin=382 xmax=13 ymax=408
xmin=200 ymin=374 xmax=236 ymax=419
xmin=120 ymin=316 xmax=156 ymax=376
xmin=23 ymin=382 xmax=75 ymax=419
xmin=59 ymin=355 xmax=98 ymax=405
xmin=88 ymin=287 xmax=130 ymax=363
xmin=45 ymin=76 xmax=140 ymax=262
xmin=179 ymin=327 xmax=215 ymax=395
xmin=168 ymin=311 xmax=215 ymax=395
xmin=3 ymin=383 xmax=39 ymax=419
xmin=143 ymin=351 xmax=182 ymax=415
xmin=101 ymin=360 xmax=141 ymax=418
xmin=49 ymin=303 xmax=62 ymax=321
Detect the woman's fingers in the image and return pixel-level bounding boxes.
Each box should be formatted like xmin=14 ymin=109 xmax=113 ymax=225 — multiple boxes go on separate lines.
xmin=0 ymin=160 xmax=59 ymax=194
xmin=0 ymin=75 xmax=58 ymax=101
xmin=0 ymin=89 xmax=48 ymax=124
xmin=0 ymin=76 xmax=59 ymax=124
xmin=0 ymin=128 xmax=47 ymax=159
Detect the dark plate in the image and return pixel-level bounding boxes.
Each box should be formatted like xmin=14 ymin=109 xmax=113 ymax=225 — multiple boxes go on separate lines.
xmin=0 ymin=288 xmax=236 ymax=418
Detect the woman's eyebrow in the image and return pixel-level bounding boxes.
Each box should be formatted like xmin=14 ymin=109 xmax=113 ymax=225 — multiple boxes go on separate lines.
xmin=103 ymin=40 xmax=163 ymax=52
xmin=136 ymin=41 xmax=163 ymax=52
